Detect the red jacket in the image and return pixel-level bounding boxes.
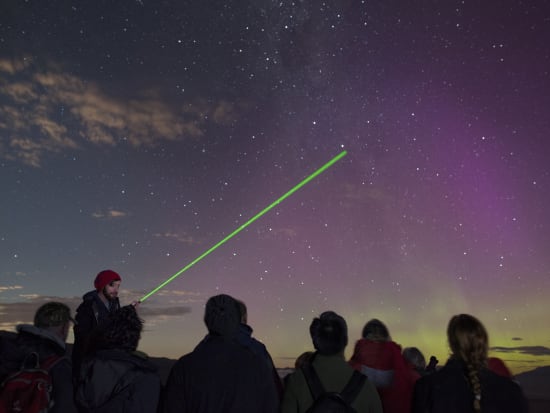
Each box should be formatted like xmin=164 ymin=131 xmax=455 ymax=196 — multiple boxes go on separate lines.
xmin=349 ymin=339 xmax=414 ymax=413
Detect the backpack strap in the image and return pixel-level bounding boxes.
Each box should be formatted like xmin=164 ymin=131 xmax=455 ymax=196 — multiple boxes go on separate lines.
xmin=301 ymin=363 xmax=326 ymax=400
xmin=12 ymin=352 xmax=63 ymax=376
xmin=339 ymin=370 xmax=366 ymax=405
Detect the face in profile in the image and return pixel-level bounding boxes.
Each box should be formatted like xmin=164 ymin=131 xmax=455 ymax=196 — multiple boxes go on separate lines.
xmin=102 ymin=280 xmax=121 ymax=301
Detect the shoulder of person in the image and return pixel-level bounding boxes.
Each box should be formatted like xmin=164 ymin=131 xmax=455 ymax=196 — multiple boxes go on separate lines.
xmin=77 ymin=291 xmax=98 ymax=308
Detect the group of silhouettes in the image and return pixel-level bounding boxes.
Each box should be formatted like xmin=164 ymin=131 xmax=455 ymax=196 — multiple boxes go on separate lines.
xmin=0 ymin=269 xmax=530 ymax=412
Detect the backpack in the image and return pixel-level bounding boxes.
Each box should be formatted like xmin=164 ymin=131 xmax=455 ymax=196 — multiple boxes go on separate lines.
xmin=302 ymin=363 xmax=366 ymax=413
xmin=0 ymin=352 xmax=62 ymax=413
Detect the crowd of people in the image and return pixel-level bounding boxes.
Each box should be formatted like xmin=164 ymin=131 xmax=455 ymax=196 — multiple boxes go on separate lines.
xmin=0 ymin=269 xmax=530 ymax=412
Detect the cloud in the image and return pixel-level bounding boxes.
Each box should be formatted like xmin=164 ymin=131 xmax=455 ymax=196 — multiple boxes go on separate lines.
xmin=0 ymin=294 xmax=192 ymax=332
xmin=258 ymin=227 xmax=298 ymax=240
xmin=0 ymin=57 xmax=237 ymax=167
xmin=490 ymin=346 xmax=550 ymax=357
xmin=0 ymin=297 xmax=77 ymax=328
xmin=91 ymin=209 xmax=128 ymax=219
xmin=153 ymin=231 xmax=200 ymax=245
xmin=0 ymin=57 xmax=32 ymax=75
xmin=0 ymin=285 xmax=23 ymax=293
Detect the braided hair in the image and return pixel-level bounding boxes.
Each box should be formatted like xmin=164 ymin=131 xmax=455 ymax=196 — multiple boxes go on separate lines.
xmin=447 ymin=314 xmax=488 ymax=412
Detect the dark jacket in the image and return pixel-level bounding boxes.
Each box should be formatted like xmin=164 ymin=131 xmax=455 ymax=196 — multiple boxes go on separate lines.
xmin=237 ymin=323 xmax=284 ymax=399
xmin=163 ymin=334 xmax=279 ymax=413
xmin=76 ymin=348 xmax=161 ymax=413
xmin=72 ymin=290 xmax=120 ymax=378
xmin=3 ymin=325 xmax=78 ymax=413
xmin=412 ymin=358 xmax=529 ymax=413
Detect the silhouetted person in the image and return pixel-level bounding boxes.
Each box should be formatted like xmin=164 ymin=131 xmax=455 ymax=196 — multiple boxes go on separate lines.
xmin=349 ymin=318 xmax=411 ymax=413
xmin=403 ymin=347 xmax=427 ymax=377
xmin=1 ymin=302 xmax=78 ymax=413
xmin=163 ymin=294 xmax=278 ymax=413
xmin=426 ymin=355 xmax=439 ymax=373
xmin=282 ymin=311 xmax=382 ymax=413
xmin=412 ymin=314 xmax=529 ymax=413
xmin=73 ymin=270 xmax=122 ymax=380
xmin=402 ymin=347 xmax=426 ymax=412
xmin=75 ymin=305 xmax=161 ymax=412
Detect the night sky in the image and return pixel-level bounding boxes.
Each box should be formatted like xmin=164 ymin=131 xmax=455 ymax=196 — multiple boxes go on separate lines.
xmin=1 ymin=1 xmax=549 ymax=373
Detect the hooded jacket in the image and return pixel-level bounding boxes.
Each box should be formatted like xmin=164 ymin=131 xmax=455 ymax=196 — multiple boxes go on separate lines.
xmin=1 ymin=324 xmax=78 ymax=413
xmin=76 ymin=348 xmax=160 ymax=413
xmin=163 ymin=334 xmax=279 ymax=413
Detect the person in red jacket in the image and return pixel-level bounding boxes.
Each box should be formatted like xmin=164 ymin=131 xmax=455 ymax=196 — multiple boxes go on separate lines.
xmin=349 ymin=319 xmax=412 ymax=413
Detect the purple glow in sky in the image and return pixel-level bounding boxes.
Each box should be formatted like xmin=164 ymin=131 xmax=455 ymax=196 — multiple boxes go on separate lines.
xmin=1 ymin=1 xmax=549 ymax=373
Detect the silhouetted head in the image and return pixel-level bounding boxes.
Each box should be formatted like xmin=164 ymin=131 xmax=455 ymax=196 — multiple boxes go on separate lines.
xmin=403 ymin=347 xmax=426 ymax=370
xmin=362 ymin=318 xmax=390 ymax=341
xmin=204 ymin=294 xmax=240 ymax=336
xmin=96 ymin=305 xmax=143 ymax=352
xmin=310 ymin=311 xmax=348 ymax=355
xmin=34 ymin=302 xmax=75 ymax=328
xmin=235 ymin=299 xmax=247 ymax=324
xmin=447 ymin=313 xmax=488 ymax=368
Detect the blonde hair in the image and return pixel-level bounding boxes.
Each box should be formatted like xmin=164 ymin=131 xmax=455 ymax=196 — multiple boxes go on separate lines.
xmin=447 ymin=314 xmax=488 ymax=412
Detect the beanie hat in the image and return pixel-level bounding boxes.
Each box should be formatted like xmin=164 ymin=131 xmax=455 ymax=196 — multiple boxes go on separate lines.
xmin=310 ymin=311 xmax=348 ymax=355
xmin=94 ymin=270 xmax=121 ymax=291
xmin=204 ymin=294 xmax=240 ymax=337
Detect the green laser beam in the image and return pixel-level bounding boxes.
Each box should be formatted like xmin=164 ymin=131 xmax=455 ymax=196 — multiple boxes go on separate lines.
xmin=139 ymin=150 xmax=347 ymax=302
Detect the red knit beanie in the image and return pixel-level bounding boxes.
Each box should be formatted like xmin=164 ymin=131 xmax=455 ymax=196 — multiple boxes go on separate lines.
xmin=94 ymin=270 xmax=121 ymax=291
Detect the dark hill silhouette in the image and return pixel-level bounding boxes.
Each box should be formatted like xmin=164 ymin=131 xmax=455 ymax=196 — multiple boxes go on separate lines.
xmin=515 ymin=366 xmax=550 ymax=413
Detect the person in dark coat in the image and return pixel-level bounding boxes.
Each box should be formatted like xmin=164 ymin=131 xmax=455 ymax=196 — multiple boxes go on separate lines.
xmin=162 ymin=294 xmax=279 ymax=413
xmin=75 ymin=305 xmax=161 ymax=413
xmin=412 ymin=314 xmax=529 ymax=413
xmin=1 ymin=302 xmax=78 ymax=413
xmin=72 ymin=269 xmax=122 ymax=379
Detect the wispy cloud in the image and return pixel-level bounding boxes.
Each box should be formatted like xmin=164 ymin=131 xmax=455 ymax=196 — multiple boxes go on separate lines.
xmin=153 ymin=231 xmax=200 ymax=245
xmin=0 ymin=294 xmax=193 ymax=332
xmin=257 ymin=227 xmax=298 ymax=240
xmin=0 ymin=285 xmax=23 ymax=293
xmin=91 ymin=209 xmax=128 ymax=219
xmin=490 ymin=346 xmax=550 ymax=357
xmin=0 ymin=57 xmax=238 ymax=167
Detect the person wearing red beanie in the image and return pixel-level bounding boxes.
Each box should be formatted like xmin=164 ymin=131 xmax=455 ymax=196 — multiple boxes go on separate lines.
xmin=72 ymin=269 xmax=123 ymax=380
